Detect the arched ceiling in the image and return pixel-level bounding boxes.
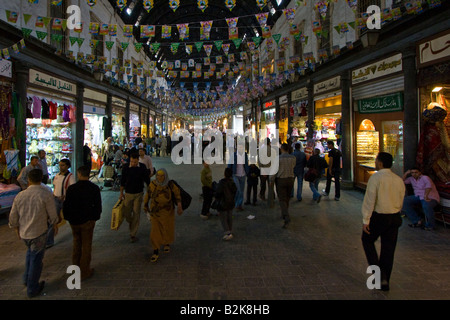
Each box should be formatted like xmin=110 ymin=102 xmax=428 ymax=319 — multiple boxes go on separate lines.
xmin=108 ymin=0 xmax=291 ymax=91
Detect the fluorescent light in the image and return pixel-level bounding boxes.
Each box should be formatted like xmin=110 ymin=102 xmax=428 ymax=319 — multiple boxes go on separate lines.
xmin=126 ymin=8 xmax=132 ymax=15
xmin=432 ymin=87 xmax=443 ymax=92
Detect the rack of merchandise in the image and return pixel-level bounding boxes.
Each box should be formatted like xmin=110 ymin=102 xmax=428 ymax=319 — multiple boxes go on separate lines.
xmin=26 ymin=118 xmax=74 ymax=180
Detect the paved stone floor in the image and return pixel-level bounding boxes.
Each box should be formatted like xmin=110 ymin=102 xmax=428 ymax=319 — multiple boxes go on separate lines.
xmin=1 ymin=156 xmax=450 ymax=305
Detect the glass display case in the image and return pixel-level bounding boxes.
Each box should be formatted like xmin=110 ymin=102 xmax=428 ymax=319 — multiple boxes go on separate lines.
xmin=382 ymin=120 xmax=403 ymax=176
xmin=356 ymin=119 xmax=379 ymax=169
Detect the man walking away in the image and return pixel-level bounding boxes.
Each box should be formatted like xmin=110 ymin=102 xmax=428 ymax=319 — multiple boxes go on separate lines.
xmin=120 ymin=153 xmax=150 ymax=243
xmin=292 ymin=143 xmax=306 ymax=201
xmin=323 ymin=140 xmax=342 ymax=201
xmin=276 ymin=143 xmax=296 ymax=228
xmin=63 ymin=166 xmax=102 ymax=281
xmin=9 ymin=169 xmax=59 ymax=298
xmin=361 ymin=152 xmax=405 ymax=291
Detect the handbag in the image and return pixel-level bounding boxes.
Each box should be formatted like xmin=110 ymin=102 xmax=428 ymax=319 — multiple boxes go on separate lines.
xmin=211 ymin=198 xmax=223 ymax=211
xmin=304 ymin=168 xmax=319 ymax=182
xmin=111 ymin=199 xmax=124 ymax=230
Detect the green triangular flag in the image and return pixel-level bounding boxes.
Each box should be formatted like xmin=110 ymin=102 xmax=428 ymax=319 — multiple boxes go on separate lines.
xmin=322 ymin=29 xmax=329 ymax=39
xmin=69 ymin=36 xmax=78 ymax=46
xmin=77 ymin=38 xmax=84 ymax=46
xmin=23 ymin=14 xmax=32 ymax=25
xmin=51 ymin=34 xmax=63 ymax=42
xmin=106 ymin=41 xmax=115 ymax=51
xmin=348 ymin=21 xmax=355 ymax=29
xmin=134 ymin=43 xmax=143 ymax=53
xmin=35 ymin=31 xmax=47 ymax=40
xmin=232 ymin=38 xmax=242 ymax=49
xmin=252 ymin=36 xmax=261 ymax=47
xmin=214 ymin=40 xmax=223 ymax=51
xmin=272 ymin=34 xmax=281 ymax=44
xmin=121 ymin=42 xmax=129 ymax=51
xmin=43 ymin=17 xmax=52 ymax=28
xmin=170 ymin=42 xmax=179 ymax=54
xmin=22 ymin=28 xmax=33 ymax=38
xmin=294 ymin=34 xmax=301 ymax=41
xmin=334 ymin=26 xmax=340 ymax=34
xmin=195 ymin=41 xmax=203 ymax=52
xmin=151 ymin=42 xmax=160 ymax=52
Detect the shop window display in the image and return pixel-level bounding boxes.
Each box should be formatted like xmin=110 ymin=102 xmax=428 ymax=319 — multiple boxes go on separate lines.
xmin=356 ymin=119 xmax=379 ymax=169
xmin=25 ymin=96 xmax=75 ymax=180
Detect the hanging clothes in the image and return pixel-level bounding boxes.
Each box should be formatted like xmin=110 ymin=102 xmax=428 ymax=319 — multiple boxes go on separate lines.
xmin=41 ymin=98 xmax=50 ymax=119
xmin=49 ymin=101 xmax=58 ymax=119
xmin=0 ymin=86 xmax=11 ymax=139
xmin=32 ymin=96 xmax=41 ymax=118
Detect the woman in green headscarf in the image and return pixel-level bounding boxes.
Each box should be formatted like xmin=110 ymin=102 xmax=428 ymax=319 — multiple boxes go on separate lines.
xmin=144 ymin=168 xmax=182 ymax=262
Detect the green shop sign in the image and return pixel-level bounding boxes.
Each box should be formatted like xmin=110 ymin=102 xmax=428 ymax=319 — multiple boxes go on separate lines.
xmin=358 ymin=92 xmax=404 ymax=114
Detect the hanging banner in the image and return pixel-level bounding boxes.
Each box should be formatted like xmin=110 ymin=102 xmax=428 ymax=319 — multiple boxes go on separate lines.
xmin=198 ymin=0 xmax=208 ymax=12
xmin=143 ymin=0 xmax=153 ymax=12
xmin=225 ymin=0 xmax=236 ymax=11
xmin=357 ymin=92 xmax=404 ymax=114
xmin=169 ymin=0 xmax=180 ymax=11
xmin=162 ymin=25 xmax=172 ymax=39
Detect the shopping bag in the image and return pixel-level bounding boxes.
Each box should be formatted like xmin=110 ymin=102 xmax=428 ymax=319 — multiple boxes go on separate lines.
xmin=111 ymin=200 xmax=124 ymax=231
xmin=56 ymin=210 xmax=66 ymax=228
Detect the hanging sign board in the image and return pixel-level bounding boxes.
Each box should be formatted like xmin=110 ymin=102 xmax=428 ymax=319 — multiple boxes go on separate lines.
xmin=0 ymin=60 xmax=12 ymax=78
xmin=357 ymin=92 xmax=404 ymax=114
xmin=29 ymin=69 xmax=76 ymax=95
xmin=352 ymin=54 xmax=402 ymax=85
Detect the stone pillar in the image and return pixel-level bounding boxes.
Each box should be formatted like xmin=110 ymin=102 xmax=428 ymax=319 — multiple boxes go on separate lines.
xmin=75 ymin=83 xmax=85 ymax=172
xmin=14 ymin=62 xmax=29 ymax=168
xmin=340 ymin=70 xmax=353 ymax=189
xmin=125 ymin=97 xmax=130 ymax=142
xmin=402 ymin=47 xmax=419 ymax=171
xmin=307 ymin=80 xmax=314 ymax=141
xmin=105 ymin=93 xmax=112 ymax=140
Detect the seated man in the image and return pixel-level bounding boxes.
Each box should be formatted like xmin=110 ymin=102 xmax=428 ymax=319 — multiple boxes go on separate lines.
xmin=402 ymin=167 xmax=440 ymax=230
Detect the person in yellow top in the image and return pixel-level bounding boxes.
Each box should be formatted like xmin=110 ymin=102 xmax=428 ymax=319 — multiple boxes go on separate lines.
xmin=361 ymin=152 xmax=405 ymax=291
xmin=143 ymin=168 xmax=182 ymax=263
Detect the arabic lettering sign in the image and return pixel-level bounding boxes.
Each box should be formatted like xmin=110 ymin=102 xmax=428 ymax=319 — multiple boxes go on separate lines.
xmin=352 ymin=54 xmax=402 ymax=85
xmin=29 ymin=69 xmax=76 ymax=95
xmin=358 ymin=92 xmax=403 ymax=114
xmin=0 ymin=59 xmax=12 ymax=78
xmin=418 ymin=31 xmax=450 ymax=68
xmin=314 ymin=76 xmax=340 ymax=95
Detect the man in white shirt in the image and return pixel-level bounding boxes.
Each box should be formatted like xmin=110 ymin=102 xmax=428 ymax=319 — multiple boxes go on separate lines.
xmin=9 ymin=169 xmax=59 ymax=298
xmin=138 ymin=148 xmax=154 ymax=178
xmin=17 ymin=156 xmax=40 ymax=190
xmin=361 ymin=152 xmax=405 ymax=291
xmin=48 ymin=158 xmax=76 ymax=248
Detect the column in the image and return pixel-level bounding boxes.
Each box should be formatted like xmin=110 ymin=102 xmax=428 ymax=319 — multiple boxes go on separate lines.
xmin=307 ymin=80 xmax=314 ymax=141
xmin=14 ymin=62 xmax=29 ymax=168
xmin=340 ymin=70 xmax=353 ymax=189
xmin=125 ymin=97 xmax=130 ymax=142
xmin=402 ymin=47 xmax=419 ymax=171
xmin=75 ymin=83 xmax=85 ymax=172
xmin=105 ymin=93 xmax=112 ymax=140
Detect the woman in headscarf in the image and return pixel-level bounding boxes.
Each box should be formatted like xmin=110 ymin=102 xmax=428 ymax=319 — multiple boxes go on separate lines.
xmin=143 ymin=168 xmax=182 ymax=262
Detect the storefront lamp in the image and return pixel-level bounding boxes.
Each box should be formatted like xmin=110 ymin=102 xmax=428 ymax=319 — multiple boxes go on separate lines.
xmin=360 ymin=29 xmax=380 ymax=48
xmin=93 ymin=71 xmax=104 ymax=82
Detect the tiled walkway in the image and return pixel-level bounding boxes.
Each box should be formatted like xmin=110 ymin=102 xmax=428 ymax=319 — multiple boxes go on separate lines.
xmin=1 ymin=156 xmax=450 ymax=301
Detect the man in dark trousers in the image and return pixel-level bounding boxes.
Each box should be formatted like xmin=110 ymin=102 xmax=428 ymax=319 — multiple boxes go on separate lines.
xmin=361 ymin=152 xmax=405 ymax=291
xmin=120 ymin=152 xmax=150 ymax=243
xmin=323 ymin=140 xmax=342 ymax=201
xmin=63 ymin=165 xmax=102 ymax=281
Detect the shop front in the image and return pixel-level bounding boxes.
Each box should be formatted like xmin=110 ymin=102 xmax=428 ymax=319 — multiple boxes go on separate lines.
xmin=83 ymin=88 xmax=107 ymax=169
xmin=26 ymin=69 xmax=77 ymax=180
xmin=351 ymin=53 xmax=404 ymax=189
xmin=129 ymin=103 xmax=140 ymax=144
xmin=278 ymin=95 xmax=289 ymax=144
xmin=260 ymin=100 xmax=276 ymax=142
xmin=111 ymin=97 xmax=126 ymax=146
xmin=141 ymin=109 xmax=148 ymax=139
xmin=290 ymin=87 xmax=309 ymax=148
xmin=313 ymin=76 xmax=342 ymax=153
xmin=416 ymin=30 xmax=450 ymax=219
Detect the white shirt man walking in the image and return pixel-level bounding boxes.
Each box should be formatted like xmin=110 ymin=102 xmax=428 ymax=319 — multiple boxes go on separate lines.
xmin=361 ymin=152 xmax=405 ymax=291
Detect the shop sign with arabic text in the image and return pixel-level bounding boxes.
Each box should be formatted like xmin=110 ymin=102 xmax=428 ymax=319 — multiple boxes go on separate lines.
xmin=358 ymin=92 xmax=403 ymax=114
